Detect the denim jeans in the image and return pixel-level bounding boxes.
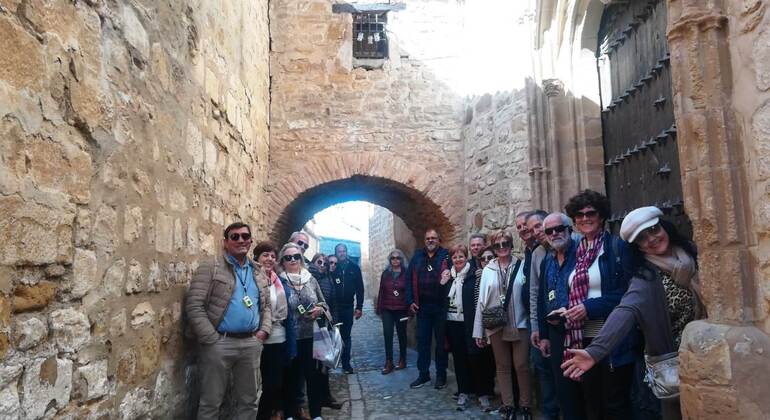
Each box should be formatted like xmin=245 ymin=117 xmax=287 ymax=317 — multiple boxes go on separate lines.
xmin=416 ymin=303 xmax=448 ymax=378
xmin=531 ymin=331 xmax=560 ymax=418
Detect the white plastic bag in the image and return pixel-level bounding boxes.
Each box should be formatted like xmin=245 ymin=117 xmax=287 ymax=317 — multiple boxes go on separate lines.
xmin=312 ymin=320 xmax=343 ymax=369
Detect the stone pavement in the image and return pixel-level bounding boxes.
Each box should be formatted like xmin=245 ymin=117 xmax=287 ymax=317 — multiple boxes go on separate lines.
xmin=319 ymin=301 xmax=544 ymax=420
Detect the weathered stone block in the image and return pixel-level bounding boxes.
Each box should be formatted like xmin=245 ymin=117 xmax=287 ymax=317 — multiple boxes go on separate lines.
xmin=116 ymin=348 xmax=137 ymax=384
xmin=155 ymin=212 xmax=173 ymax=254
xmin=13 ymin=281 xmax=57 ymax=313
xmin=0 ymin=196 xmax=75 ymax=266
xmin=21 ymin=356 xmax=73 ymax=419
xmin=0 ymin=381 xmax=20 ymax=419
xmin=71 ymin=248 xmax=97 ymax=298
xmin=75 ymin=360 xmax=109 ymax=401
xmin=13 ymin=315 xmax=48 ymax=350
xmin=103 ymin=258 xmax=126 ymax=297
xmin=137 ymin=330 xmax=160 ymax=379
xmin=118 ymin=387 xmax=152 ymax=420
xmin=124 ymin=206 xmax=143 ymax=244
xmin=49 ymin=308 xmax=90 ymax=352
xmin=130 ymin=302 xmax=155 ymax=329
xmin=0 ymin=15 xmax=46 ymax=91
xmin=125 ymin=259 xmax=143 ymax=294
xmin=110 ymin=308 xmax=126 ymax=337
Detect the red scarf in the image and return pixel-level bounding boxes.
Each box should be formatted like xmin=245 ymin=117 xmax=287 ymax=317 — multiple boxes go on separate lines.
xmin=564 ymin=232 xmax=605 ymax=363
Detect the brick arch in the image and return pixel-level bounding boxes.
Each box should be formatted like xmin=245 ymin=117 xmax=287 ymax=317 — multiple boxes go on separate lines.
xmin=266 ymin=153 xmax=464 ymax=246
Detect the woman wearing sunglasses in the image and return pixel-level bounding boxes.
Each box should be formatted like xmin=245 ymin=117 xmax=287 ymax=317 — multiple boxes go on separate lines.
xmin=554 ymin=189 xmax=637 ymax=419
xmin=473 ymin=231 xmax=532 ymax=420
xmin=561 ymin=207 xmax=703 ymax=420
xmin=278 ymin=242 xmax=329 ymax=420
xmin=308 ymin=253 xmax=343 ymax=411
xmin=375 ymin=249 xmax=409 ymax=374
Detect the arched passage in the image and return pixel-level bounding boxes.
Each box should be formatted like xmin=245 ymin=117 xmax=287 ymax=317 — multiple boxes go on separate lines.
xmin=266 ymin=153 xmax=464 ymax=246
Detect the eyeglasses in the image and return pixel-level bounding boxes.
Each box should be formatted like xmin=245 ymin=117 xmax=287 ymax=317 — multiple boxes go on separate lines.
xmin=481 ymin=255 xmax=495 ymax=262
xmin=493 ymin=240 xmax=512 ymax=250
xmin=390 ymin=256 xmax=400 ymax=260
xmin=574 ymin=209 xmax=599 ymax=219
xmin=282 ymin=254 xmax=303 ymax=262
xmin=296 ymin=240 xmax=309 ymax=250
xmin=635 ymin=223 xmax=662 ymax=245
xmin=228 ymin=233 xmax=251 ymax=241
xmin=544 ymin=225 xmax=569 ymax=236
xmin=314 ymin=259 xmax=325 ymax=266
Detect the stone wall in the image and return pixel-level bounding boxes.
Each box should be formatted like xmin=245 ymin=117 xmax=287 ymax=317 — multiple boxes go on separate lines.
xmin=267 ymin=0 xmax=467 ymax=244
xmin=463 ymin=91 xmax=532 ymax=246
xmin=0 ymin=0 xmax=269 ymax=417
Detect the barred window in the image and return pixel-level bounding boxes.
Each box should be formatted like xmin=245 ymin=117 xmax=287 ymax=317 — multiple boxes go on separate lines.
xmin=353 ymin=12 xmax=388 ymax=59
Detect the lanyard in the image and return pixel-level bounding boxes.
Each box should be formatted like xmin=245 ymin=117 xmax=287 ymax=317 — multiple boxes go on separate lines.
xmin=235 ymin=265 xmax=250 ymax=296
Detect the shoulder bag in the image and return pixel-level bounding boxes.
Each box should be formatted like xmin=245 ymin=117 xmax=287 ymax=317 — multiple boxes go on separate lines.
xmin=481 ymin=260 xmax=522 ymax=330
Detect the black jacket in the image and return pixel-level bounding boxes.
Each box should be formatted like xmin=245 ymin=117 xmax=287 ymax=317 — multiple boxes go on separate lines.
xmin=462 ymin=257 xmax=483 ymax=354
xmin=331 ymin=260 xmax=364 ymax=310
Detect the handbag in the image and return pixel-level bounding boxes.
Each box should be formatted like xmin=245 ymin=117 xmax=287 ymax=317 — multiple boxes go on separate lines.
xmin=312 ymin=310 xmax=343 ymax=369
xmin=644 ymin=352 xmax=680 ymax=399
xmin=481 ymin=260 xmax=521 ymax=330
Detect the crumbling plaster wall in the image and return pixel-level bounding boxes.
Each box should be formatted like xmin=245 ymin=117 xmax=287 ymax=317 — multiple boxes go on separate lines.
xmin=0 ymin=0 xmax=270 ymax=417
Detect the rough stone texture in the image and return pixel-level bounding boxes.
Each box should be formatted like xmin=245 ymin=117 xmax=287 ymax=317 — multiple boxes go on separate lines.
xmin=12 ymin=315 xmax=47 ymax=351
xmin=49 ymin=308 xmax=90 ymax=353
xmin=21 ymin=357 xmax=73 ymax=419
xmin=268 ymin=0 xmax=466 ymax=244
xmin=463 ymin=91 xmax=532 ymax=239
xmin=130 ymin=302 xmax=155 ymax=329
xmin=0 ymin=382 xmax=21 ymax=420
xmin=0 ymin=0 xmax=270 ymax=416
xmin=12 ymin=281 xmax=57 ymax=313
xmin=75 ymin=360 xmax=110 ymax=401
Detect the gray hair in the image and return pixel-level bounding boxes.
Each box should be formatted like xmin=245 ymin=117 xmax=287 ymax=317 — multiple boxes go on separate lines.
xmin=278 ymin=242 xmax=307 ymax=272
xmin=289 ymin=231 xmax=308 ymax=243
xmin=515 ymin=211 xmax=531 ymax=220
xmin=469 ymin=233 xmax=486 ymax=243
xmin=545 ymin=212 xmax=572 ymax=228
xmin=384 ymin=249 xmax=408 ymax=272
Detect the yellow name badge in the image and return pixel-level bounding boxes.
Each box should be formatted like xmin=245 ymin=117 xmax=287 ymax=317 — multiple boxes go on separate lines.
xmin=548 ymin=290 xmax=556 ymax=301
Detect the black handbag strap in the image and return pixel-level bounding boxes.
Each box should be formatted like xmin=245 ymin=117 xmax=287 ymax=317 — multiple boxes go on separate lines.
xmin=502 ymin=259 xmax=522 ymax=311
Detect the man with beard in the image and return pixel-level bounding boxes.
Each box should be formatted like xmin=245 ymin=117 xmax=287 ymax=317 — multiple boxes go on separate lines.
xmin=406 ymin=228 xmax=450 ymax=389
xmin=332 ymin=243 xmax=364 ymax=374
xmin=539 ymin=213 xmax=586 ymax=420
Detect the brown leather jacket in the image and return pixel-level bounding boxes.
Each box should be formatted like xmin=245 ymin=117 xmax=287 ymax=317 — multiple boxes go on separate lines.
xmin=185 ymin=254 xmax=273 ymax=344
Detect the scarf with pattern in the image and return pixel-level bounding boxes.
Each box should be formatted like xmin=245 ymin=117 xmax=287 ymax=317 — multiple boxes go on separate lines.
xmin=564 ymin=231 xmax=605 ymax=362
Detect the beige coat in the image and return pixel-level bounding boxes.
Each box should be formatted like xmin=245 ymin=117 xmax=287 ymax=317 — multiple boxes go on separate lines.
xmin=185 ymin=255 xmax=273 ymax=344
xmin=473 ymin=257 xmax=523 ymax=341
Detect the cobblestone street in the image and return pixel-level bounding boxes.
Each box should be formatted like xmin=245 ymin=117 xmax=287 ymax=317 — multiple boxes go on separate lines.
xmin=320 ymin=301 xmax=543 ymax=420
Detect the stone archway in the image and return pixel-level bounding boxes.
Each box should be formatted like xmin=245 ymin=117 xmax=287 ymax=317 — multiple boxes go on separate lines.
xmin=266 ymin=153 xmax=464 ymax=246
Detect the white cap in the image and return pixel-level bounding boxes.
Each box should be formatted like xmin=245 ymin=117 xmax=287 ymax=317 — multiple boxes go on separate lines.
xmin=620 ymin=206 xmax=663 ymax=243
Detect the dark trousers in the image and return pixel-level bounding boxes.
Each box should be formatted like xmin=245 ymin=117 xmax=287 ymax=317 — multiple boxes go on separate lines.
xmin=469 ymin=346 xmax=496 ymax=397
xmin=446 ymin=320 xmax=472 ymax=394
xmin=532 ymin=335 xmax=560 ymax=418
xmin=547 ymin=324 xmax=587 ymax=420
xmin=338 ymin=306 xmax=354 ymax=369
xmin=284 ymin=338 xmax=324 ymax=418
xmin=381 ymin=309 xmax=407 ymax=361
xmin=257 ymin=342 xmax=286 ymax=420
xmin=416 ymin=303 xmax=448 ymax=378
xmin=581 ymin=337 xmax=634 ymax=420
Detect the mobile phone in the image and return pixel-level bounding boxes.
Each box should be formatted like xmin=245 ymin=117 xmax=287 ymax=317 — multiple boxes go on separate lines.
xmin=546 ymin=311 xmax=564 ymax=321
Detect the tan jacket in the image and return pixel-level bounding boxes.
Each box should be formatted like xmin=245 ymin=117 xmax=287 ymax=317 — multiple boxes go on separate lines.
xmin=473 ymin=258 xmax=523 ymax=341
xmin=185 ymin=254 xmax=273 ymax=344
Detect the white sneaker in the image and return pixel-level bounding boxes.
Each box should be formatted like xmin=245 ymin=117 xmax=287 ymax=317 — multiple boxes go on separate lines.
xmin=479 ymin=395 xmax=491 ymax=411
xmin=312 ymin=417 xmax=323 ymax=420
xmin=456 ymin=393 xmax=468 ymax=409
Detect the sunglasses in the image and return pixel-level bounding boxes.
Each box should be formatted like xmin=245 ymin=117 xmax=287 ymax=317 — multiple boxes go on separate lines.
xmin=314 ymin=259 xmax=325 ymax=265
xmin=296 ymin=240 xmax=309 ymax=250
xmin=282 ymin=253 xmax=303 ymax=262
xmin=635 ymin=223 xmax=662 ymax=245
xmin=228 ymin=232 xmax=251 ymax=241
xmin=493 ymin=240 xmax=512 ymax=250
xmin=544 ymin=225 xmax=569 ymax=236
xmin=328 ymin=261 xmax=337 ymax=266
xmin=390 ymin=256 xmax=400 ymax=260
xmin=574 ymin=209 xmax=599 ymax=219
xmin=481 ymin=255 xmax=495 ymax=262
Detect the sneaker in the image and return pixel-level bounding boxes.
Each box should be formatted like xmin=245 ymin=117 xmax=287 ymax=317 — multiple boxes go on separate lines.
xmin=452 ymin=391 xmax=459 ymax=399
xmin=456 ymin=393 xmax=468 ymax=410
xmin=342 ymin=366 xmax=355 ymax=374
xmin=312 ymin=417 xmax=323 ymax=420
xmin=497 ymin=405 xmax=514 ymax=419
xmin=479 ymin=395 xmax=491 ymax=411
xmin=410 ymin=375 xmax=431 ymax=389
xmin=434 ymin=375 xmax=447 ymax=389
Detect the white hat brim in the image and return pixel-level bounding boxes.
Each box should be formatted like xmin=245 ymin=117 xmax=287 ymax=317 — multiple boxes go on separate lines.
xmin=628 ymin=217 xmax=660 ymax=243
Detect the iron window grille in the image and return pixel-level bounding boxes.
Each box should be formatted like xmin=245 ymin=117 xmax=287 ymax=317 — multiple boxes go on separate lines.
xmin=353 ymin=12 xmax=388 ymax=59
